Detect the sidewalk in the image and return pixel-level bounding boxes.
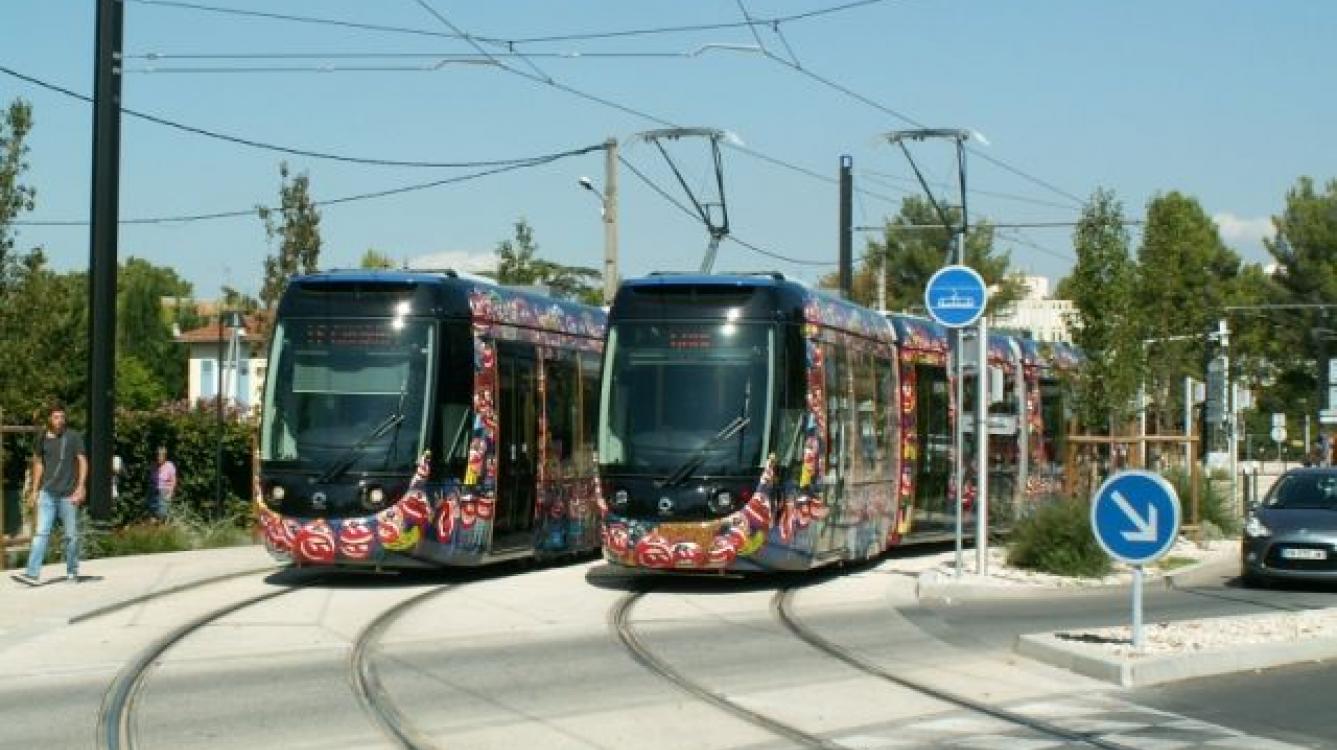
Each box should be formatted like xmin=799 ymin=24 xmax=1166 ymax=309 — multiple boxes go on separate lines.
xmin=1 ymin=544 xmax=279 ymax=651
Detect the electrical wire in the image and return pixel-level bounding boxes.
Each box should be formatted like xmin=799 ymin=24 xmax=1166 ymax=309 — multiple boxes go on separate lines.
xmin=128 ymin=0 xmax=889 ymax=46
xmin=618 ymin=155 xmax=832 ymax=267
xmin=0 ymin=65 xmax=606 ymax=169
xmin=14 ymin=153 xmax=585 ymax=228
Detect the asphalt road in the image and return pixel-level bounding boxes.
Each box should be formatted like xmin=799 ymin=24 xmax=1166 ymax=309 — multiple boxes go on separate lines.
xmin=906 ymin=556 xmax=1337 ymax=747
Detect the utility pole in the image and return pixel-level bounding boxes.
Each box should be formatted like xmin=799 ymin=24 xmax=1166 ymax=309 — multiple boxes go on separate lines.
xmin=602 ymin=137 xmax=619 ymax=304
xmin=88 ymin=0 xmax=124 ymax=521
xmin=838 ymin=155 xmax=852 ymax=299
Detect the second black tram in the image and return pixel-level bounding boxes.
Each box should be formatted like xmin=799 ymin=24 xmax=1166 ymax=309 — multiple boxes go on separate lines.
xmin=255 ymin=270 xmax=607 ymax=567
xmin=596 ymin=274 xmax=1074 ymax=573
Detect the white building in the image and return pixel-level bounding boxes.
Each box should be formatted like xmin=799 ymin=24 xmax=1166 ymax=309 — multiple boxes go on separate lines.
xmin=175 ymin=314 xmax=267 ymax=410
xmin=990 ymin=275 xmax=1075 ymax=343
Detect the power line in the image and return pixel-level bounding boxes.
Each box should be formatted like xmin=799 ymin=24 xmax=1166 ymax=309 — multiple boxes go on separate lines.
xmin=618 ymin=155 xmax=832 ymax=267
xmin=0 ymin=65 xmax=606 ymax=169
xmin=859 ymin=168 xmax=1078 ymax=211
xmin=129 ymin=0 xmax=889 ymax=46
xmin=14 ymin=153 xmax=583 ymax=228
xmin=993 ymin=228 xmax=1075 ymax=262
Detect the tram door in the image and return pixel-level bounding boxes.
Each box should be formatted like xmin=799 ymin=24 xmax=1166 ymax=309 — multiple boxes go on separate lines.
xmin=495 ymin=343 xmax=537 ymax=547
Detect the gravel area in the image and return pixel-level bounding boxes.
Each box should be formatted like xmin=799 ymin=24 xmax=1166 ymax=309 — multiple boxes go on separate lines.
xmin=925 ymin=537 xmax=1236 ymax=588
xmin=1054 ymin=608 xmax=1337 ymax=659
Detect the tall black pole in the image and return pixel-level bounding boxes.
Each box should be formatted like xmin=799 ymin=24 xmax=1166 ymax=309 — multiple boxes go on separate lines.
xmin=838 ymin=155 xmax=852 ymax=299
xmin=216 ymin=313 xmax=225 ymax=516
xmin=88 ymin=0 xmax=124 ymax=521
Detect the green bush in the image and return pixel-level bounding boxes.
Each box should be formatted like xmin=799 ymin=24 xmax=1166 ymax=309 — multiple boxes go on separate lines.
xmin=1164 ymin=467 xmax=1240 ymax=536
xmin=1006 ymin=497 xmax=1112 ymax=577
xmin=112 ymin=400 xmax=257 ymax=526
xmin=91 ymin=521 xmax=194 ymax=557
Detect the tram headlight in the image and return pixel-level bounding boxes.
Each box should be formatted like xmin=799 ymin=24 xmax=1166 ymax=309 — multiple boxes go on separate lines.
xmin=707 ymin=490 xmax=734 ymax=515
xmin=361 ymin=485 xmax=387 ymax=510
xmin=266 ymin=485 xmax=286 ymax=509
xmin=612 ymin=489 xmax=629 ymax=509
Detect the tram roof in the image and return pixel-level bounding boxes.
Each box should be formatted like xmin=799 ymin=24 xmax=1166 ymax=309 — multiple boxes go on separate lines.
xmin=278 ymin=269 xmax=607 ymax=336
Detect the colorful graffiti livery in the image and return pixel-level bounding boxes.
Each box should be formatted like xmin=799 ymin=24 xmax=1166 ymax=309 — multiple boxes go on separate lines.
xmin=256 ymin=271 xmax=606 ymax=568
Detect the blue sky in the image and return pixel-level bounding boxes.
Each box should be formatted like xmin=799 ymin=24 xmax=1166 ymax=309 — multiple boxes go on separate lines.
xmin=2 ymin=0 xmax=1334 ymax=298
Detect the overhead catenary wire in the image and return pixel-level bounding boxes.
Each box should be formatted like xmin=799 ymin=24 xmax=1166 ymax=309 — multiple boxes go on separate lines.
xmin=129 ymin=0 xmax=889 ymax=46
xmin=15 ymin=153 xmax=586 ymax=227
xmin=618 ymin=155 xmax=832 ymax=267
xmin=0 ymin=65 xmax=605 ymax=169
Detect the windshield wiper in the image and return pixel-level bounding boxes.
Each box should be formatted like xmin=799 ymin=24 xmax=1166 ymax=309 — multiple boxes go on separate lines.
xmin=318 ymin=410 xmax=406 ymax=483
xmin=659 ymin=415 xmax=751 ymax=488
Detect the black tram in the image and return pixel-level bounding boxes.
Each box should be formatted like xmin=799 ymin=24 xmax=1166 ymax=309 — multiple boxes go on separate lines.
xmin=255 ymin=270 xmax=607 ymax=567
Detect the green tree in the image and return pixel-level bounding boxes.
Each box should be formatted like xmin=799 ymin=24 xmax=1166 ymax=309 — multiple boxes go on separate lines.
xmin=0 ymin=98 xmax=36 ymax=292
xmin=494 ymin=218 xmax=601 ymax=304
xmin=1067 ymin=188 xmax=1141 ymax=431
xmin=360 ymin=248 xmax=396 ymax=269
xmin=821 ymin=196 xmax=1022 ymax=312
xmin=258 ymin=162 xmax=321 ymax=312
xmin=118 ymin=257 xmax=194 ymax=399
xmin=0 ymin=253 xmax=88 ymax=422
xmin=1262 ymin=176 xmax=1337 ymax=432
xmin=1135 ymin=191 xmax=1241 ymax=431
xmin=116 ymin=355 xmax=169 ymax=411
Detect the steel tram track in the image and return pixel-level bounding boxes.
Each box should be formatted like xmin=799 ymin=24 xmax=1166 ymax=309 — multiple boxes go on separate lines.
xmin=610 ymin=589 xmax=844 ymax=750
xmin=771 ymin=587 xmax=1135 ymax=750
xmin=97 ymin=579 xmax=315 ymax=750
xmin=349 ymin=584 xmax=457 ymax=750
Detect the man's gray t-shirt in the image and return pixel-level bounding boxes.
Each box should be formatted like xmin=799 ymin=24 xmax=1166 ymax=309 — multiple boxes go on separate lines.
xmin=37 ymin=429 xmax=85 ymax=497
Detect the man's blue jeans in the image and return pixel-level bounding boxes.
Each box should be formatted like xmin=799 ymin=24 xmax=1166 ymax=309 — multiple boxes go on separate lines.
xmin=25 ymin=490 xmax=79 ymax=579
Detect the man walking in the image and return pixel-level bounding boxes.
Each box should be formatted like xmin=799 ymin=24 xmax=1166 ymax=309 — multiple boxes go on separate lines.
xmin=12 ymin=404 xmax=87 ymax=586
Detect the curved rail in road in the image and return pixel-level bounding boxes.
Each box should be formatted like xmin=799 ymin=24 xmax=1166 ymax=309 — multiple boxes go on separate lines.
xmin=772 ymin=587 xmax=1133 ymax=750
xmin=610 ymin=589 xmax=843 ymax=750
xmin=349 ymin=585 xmax=455 ymax=750
xmin=97 ymin=583 xmax=309 ymax=750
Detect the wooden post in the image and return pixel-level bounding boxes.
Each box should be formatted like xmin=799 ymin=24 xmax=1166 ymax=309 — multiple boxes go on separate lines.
xmin=1 ymin=406 xmax=6 ymax=571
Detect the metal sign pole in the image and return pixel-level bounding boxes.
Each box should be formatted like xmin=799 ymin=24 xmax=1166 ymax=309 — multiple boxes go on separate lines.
xmin=954 ymin=328 xmax=964 ymax=577
xmin=976 ymin=316 xmax=989 ymax=575
xmin=1132 ymin=565 xmax=1144 ymax=650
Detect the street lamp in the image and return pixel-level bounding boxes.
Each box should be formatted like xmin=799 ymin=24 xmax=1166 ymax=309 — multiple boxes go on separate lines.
xmin=578 ymin=140 xmax=619 ymax=304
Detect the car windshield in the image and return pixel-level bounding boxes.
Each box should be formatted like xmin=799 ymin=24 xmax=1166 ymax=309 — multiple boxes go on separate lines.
xmin=1267 ymin=473 xmax=1337 ymax=510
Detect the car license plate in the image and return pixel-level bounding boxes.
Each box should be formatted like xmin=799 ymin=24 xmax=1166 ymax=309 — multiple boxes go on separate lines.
xmin=1281 ymin=548 xmax=1328 ymax=560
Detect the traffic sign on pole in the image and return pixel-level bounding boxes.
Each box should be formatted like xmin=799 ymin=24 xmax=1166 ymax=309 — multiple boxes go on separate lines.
xmin=1090 ymin=470 xmax=1181 ymax=651
xmin=924 ymin=265 xmax=987 ymax=329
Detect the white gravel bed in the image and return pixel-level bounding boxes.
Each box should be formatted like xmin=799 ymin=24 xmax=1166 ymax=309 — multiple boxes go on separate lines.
xmin=1055 ymin=607 xmax=1337 ymax=659
xmin=925 ymin=537 xmax=1237 ymax=588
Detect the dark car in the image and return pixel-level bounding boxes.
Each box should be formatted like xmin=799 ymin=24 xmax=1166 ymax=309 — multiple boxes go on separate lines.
xmin=1242 ymin=467 xmax=1337 ymax=586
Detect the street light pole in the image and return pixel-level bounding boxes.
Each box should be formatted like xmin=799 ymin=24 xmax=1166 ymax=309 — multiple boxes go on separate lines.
xmin=580 ymin=138 xmax=620 ymax=305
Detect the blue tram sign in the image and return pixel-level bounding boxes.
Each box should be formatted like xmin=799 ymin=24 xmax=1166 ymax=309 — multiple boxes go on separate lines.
xmin=924 ymin=265 xmax=987 ymax=328
xmin=1090 ymin=470 xmax=1181 ymax=566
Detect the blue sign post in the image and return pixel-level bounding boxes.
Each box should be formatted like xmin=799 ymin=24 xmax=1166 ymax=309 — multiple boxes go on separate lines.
xmin=924 ymin=265 xmax=987 ymax=329
xmin=925 ymin=265 xmax=990 ymax=578
xmin=1090 ymin=470 xmax=1182 ymax=649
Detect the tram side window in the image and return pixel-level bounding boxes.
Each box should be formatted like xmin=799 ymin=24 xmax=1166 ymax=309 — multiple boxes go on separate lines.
xmin=876 ymin=354 xmax=895 ymax=482
xmin=545 ymin=353 xmax=578 ymax=476
xmin=824 ymin=341 xmax=851 ymax=482
xmin=852 ymin=348 xmax=878 ymax=483
xmin=438 ymin=323 xmax=473 ymax=479
xmin=577 ymin=351 xmax=600 ymax=474
xmin=919 ymin=366 xmax=951 ymax=474
xmin=778 ymin=327 xmax=809 ymax=478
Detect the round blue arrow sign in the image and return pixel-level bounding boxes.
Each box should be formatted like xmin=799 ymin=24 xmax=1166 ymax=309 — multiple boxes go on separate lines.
xmin=1090 ymin=470 xmax=1182 ymax=566
xmin=924 ymin=265 xmax=987 ymax=328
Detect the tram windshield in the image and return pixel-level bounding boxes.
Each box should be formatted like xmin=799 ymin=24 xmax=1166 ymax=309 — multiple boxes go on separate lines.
xmin=599 ymin=321 xmax=773 ymax=478
xmin=261 ymin=317 xmax=435 ymax=474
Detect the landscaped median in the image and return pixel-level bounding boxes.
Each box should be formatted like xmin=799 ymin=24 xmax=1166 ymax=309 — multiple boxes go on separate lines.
xmin=1016 ymin=608 xmax=1337 ymax=688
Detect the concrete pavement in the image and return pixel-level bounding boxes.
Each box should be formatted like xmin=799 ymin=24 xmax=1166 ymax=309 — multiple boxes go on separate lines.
xmin=1 ymin=544 xmax=279 ymax=652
